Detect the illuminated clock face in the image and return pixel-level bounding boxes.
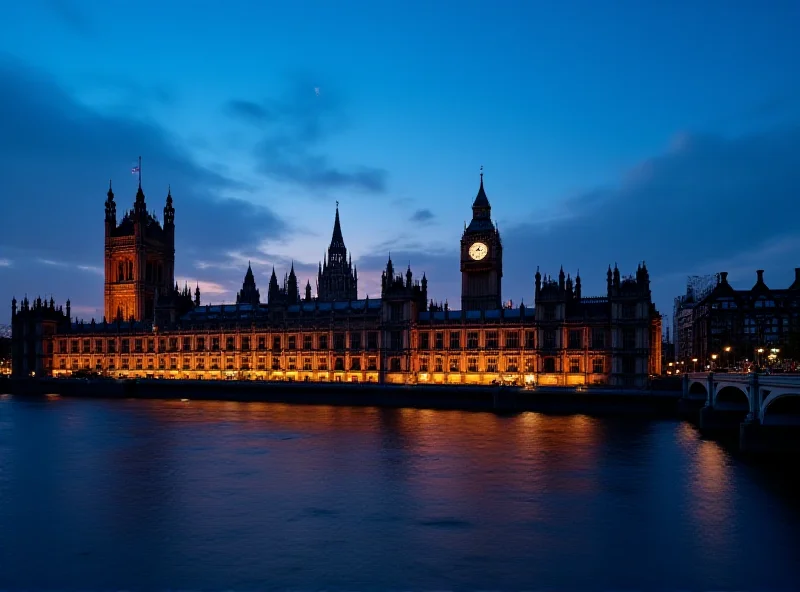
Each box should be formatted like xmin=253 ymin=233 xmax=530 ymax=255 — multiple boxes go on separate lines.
xmin=469 ymin=242 xmax=488 ymax=261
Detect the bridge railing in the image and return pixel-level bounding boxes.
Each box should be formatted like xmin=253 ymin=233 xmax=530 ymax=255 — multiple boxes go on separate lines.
xmin=687 ymin=371 xmax=800 ymax=388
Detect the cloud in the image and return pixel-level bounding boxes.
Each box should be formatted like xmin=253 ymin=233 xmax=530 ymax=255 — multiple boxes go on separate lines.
xmin=174 ymin=277 xmax=230 ymax=303
xmin=498 ymin=125 xmax=800 ymax=313
xmin=410 ymin=209 xmax=435 ymax=223
xmin=225 ymin=100 xmax=272 ymax=124
xmin=0 ymin=54 xmax=287 ymax=321
xmin=0 ymin=259 xmax=11 ymax=267
xmin=225 ymin=80 xmax=388 ymax=194
xmin=36 ymin=259 xmax=102 ymax=275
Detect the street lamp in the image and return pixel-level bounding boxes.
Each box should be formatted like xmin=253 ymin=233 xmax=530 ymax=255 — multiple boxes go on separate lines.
xmin=711 ymin=353 xmax=718 ymax=370
xmin=692 ymin=358 xmax=698 ymax=372
xmin=756 ymin=348 xmax=764 ymax=368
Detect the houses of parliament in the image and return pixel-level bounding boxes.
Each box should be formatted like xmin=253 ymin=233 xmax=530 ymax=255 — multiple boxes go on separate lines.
xmin=11 ymin=171 xmax=662 ymax=386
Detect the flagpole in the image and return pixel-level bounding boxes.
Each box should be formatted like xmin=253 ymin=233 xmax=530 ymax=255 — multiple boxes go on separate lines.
xmin=138 ymin=156 xmax=142 ymax=186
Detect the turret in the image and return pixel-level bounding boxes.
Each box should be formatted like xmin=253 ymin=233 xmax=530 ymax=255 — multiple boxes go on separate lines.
xmin=268 ymin=267 xmax=280 ymax=304
xmin=237 ymin=261 xmax=260 ymax=305
xmin=607 ymin=265 xmax=613 ymax=293
xmin=194 ymin=283 xmax=201 ymax=307
xmin=287 ymin=262 xmax=299 ymax=304
xmin=559 ymin=266 xmax=565 ymax=292
xmin=639 ymin=261 xmax=650 ymax=292
xmin=386 ymin=254 xmax=394 ymax=279
xmin=406 ymin=264 xmax=413 ymax=288
xmin=133 ymin=184 xmax=147 ymax=219
xmin=575 ymin=271 xmax=582 ymax=300
xmin=305 ymin=280 xmax=312 ymax=301
xmin=11 ymin=296 xmax=17 ymax=318
xmin=613 ymin=263 xmax=620 ymax=288
xmin=66 ymin=299 xmax=71 ymax=320
xmin=535 ymin=266 xmax=541 ymax=301
xmin=164 ymin=185 xmax=175 ymax=229
xmin=105 ymin=180 xmax=116 ymax=234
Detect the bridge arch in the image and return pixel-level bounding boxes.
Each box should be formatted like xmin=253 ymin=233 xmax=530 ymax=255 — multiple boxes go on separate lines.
xmin=688 ymin=381 xmax=707 ymax=396
xmin=714 ymin=385 xmax=749 ymax=410
xmin=761 ymin=391 xmax=800 ymax=426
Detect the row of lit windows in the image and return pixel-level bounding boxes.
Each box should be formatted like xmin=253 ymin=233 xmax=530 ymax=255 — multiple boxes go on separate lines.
xmin=57 ymin=354 xmax=608 ymax=374
xmin=417 ymin=328 xmax=622 ymax=350
xmin=418 ymin=356 xmax=605 ymax=374
xmin=58 ymin=326 xmax=634 ymax=355
xmin=59 ymin=332 xmax=386 ymax=355
xmin=61 ymin=355 xmax=382 ymax=372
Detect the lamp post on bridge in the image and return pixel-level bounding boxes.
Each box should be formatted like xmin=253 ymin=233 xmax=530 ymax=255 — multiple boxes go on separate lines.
xmin=692 ymin=358 xmax=698 ymax=373
xmin=724 ymin=346 xmax=732 ymax=371
xmin=711 ymin=353 xmax=717 ymax=371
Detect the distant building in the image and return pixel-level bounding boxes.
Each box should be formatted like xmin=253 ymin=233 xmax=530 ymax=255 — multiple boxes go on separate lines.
xmin=661 ymin=325 xmax=675 ymax=373
xmin=0 ymin=335 xmax=11 ymax=375
xmin=691 ymin=269 xmax=800 ymax=366
xmin=673 ymin=275 xmax=715 ymax=363
xmin=12 ymin=171 xmax=662 ymax=386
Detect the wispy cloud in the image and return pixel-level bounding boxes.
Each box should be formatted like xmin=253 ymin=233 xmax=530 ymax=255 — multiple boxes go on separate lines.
xmin=225 ymin=79 xmax=388 ymax=194
xmin=0 ymin=258 xmax=11 ymax=267
xmin=174 ymin=278 xmax=229 ymax=296
xmin=76 ymin=265 xmax=103 ymax=275
xmin=410 ymin=209 xmax=435 ymax=223
xmin=499 ymin=125 xmax=800 ymax=311
xmin=37 ymin=259 xmax=102 ymax=275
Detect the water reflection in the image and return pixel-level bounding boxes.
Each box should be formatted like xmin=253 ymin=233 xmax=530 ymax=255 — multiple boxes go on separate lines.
xmin=0 ymin=397 xmax=798 ymax=590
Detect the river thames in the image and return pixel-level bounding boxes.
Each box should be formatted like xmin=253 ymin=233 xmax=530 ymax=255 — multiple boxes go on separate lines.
xmin=1 ymin=395 xmax=798 ymax=590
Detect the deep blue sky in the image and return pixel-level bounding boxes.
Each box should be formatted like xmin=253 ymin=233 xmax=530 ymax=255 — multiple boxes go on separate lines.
xmin=1 ymin=0 xmax=799 ymax=324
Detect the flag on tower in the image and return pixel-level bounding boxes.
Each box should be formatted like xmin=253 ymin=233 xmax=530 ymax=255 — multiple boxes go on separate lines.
xmin=131 ymin=156 xmax=142 ymax=184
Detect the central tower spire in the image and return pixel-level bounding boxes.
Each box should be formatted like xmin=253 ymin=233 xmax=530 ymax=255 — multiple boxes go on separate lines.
xmin=317 ymin=202 xmax=358 ymax=301
xmin=331 ymin=200 xmax=345 ymax=249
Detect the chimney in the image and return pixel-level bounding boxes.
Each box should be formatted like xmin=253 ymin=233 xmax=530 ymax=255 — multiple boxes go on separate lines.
xmin=756 ymin=270 xmax=764 ymax=284
xmin=720 ymin=271 xmax=729 ymax=284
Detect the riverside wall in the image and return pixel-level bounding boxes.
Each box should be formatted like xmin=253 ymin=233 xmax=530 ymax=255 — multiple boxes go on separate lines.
xmin=3 ymin=376 xmax=681 ymax=416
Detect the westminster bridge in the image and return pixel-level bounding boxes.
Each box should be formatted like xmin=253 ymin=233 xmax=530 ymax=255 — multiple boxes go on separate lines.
xmin=685 ymin=372 xmax=800 ymax=425
xmin=684 ymin=371 xmax=800 ymax=453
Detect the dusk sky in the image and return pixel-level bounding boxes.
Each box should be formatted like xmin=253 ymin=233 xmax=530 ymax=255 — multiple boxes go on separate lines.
xmin=1 ymin=0 xmax=798 ymax=325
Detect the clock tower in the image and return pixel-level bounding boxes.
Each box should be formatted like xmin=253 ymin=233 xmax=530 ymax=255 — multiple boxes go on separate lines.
xmin=460 ymin=169 xmax=502 ymax=311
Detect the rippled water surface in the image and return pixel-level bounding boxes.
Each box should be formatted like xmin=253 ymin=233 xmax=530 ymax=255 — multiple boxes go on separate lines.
xmin=1 ymin=395 xmax=798 ymax=590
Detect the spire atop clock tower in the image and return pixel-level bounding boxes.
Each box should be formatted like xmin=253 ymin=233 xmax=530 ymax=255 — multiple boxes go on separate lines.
xmin=460 ymin=169 xmax=502 ymax=311
xmin=472 ymin=165 xmax=491 ymax=216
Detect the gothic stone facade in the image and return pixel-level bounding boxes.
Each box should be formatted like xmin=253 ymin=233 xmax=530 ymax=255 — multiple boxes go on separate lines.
xmin=691 ymin=269 xmax=800 ymax=365
xmin=12 ymin=174 xmax=661 ymax=387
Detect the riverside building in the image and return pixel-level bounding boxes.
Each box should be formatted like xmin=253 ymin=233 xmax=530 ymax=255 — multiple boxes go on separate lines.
xmin=11 ymin=172 xmax=662 ymax=386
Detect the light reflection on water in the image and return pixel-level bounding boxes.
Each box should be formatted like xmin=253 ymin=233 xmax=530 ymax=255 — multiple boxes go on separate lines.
xmin=0 ymin=396 xmax=798 ymax=591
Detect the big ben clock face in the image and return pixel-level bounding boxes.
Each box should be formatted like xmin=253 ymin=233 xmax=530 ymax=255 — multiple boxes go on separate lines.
xmin=469 ymin=242 xmax=488 ymax=261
